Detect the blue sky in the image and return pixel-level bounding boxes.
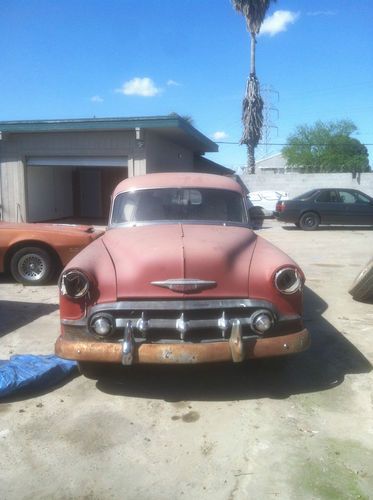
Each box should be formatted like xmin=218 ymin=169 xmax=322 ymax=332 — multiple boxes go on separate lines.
xmin=1 ymin=0 xmax=372 ymax=171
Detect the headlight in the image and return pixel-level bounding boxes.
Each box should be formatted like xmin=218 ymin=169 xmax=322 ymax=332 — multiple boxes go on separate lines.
xmin=275 ymin=267 xmax=302 ymax=294
xmin=60 ymin=269 xmax=90 ymax=298
xmin=251 ymin=310 xmax=274 ymax=334
xmin=89 ymin=313 xmax=115 ymax=337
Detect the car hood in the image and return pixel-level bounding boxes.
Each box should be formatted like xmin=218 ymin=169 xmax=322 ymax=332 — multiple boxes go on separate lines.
xmin=102 ymin=224 xmax=257 ymax=299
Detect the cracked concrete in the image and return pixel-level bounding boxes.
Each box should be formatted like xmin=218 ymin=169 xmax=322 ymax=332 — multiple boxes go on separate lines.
xmin=1 ymin=219 xmax=372 ymax=499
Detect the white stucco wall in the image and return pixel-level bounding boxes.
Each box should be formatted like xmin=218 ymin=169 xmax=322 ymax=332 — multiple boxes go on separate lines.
xmin=242 ymin=171 xmax=373 ymax=198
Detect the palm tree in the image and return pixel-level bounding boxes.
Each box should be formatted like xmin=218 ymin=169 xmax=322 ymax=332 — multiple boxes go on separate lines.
xmin=232 ymin=0 xmax=276 ymax=173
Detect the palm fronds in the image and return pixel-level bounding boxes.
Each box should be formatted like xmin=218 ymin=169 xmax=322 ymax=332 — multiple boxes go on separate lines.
xmin=232 ymin=0 xmax=275 ymax=33
xmin=231 ymin=0 xmax=276 ymax=172
xmin=241 ymin=74 xmax=263 ymax=173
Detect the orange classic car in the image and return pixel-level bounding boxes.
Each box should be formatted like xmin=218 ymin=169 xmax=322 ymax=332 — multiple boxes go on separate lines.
xmin=55 ymin=172 xmax=310 ymax=374
xmin=0 ymin=223 xmax=104 ymax=285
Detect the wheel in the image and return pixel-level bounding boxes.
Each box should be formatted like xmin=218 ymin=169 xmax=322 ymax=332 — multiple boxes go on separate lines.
xmin=10 ymin=246 xmax=53 ymax=285
xmin=299 ymin=212 xmax=320 ymax=231
xmin=249 ymin=206 xmax=265 ymax=228
xmin=349 ymin=258 xmax=373 ymax=302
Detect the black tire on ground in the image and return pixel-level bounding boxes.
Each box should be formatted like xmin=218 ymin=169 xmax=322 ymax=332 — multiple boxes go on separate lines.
xmin=249 ymin=206 xmax=265 ymax=228
xmin=10 ymin=246 xmax=53 ymax=285
xmin=349 ymin=258 xmax=373 ymax=302
xmin=253 ymin=356 xmax=289 ymax=372
xmin=299 ymin=212 xmax=320 ymax=231
xmin=78 ymin=361 xmax=112 ymax=379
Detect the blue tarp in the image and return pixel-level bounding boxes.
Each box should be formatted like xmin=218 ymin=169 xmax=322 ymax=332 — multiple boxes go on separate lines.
xmin=0 ymin=354 xmax=78 ymax=398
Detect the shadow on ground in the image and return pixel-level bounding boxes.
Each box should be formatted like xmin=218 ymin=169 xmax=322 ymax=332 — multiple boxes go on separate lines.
xmin=0 ymin=300 xmax=58 ymax=337
xmin=95 ymin=286 xmax=372 ymax=402
xmin=282 ymin=225 xmax=373 ymax=231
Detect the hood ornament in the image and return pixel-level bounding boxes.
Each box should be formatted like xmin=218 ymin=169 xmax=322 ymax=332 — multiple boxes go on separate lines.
xmin=151 ymin=278 xmax=216 ymax=293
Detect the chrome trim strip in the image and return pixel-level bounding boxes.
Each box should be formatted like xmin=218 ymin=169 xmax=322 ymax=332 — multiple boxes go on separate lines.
xmin=229 ymin=320 xmax=244 ymax=362
xmin=122 ymin=321 xmax=134 ymax=365
xmin=115 ymin=316 xmax=254 ymax=330
xmin=151 ymin=279 xmax=216 ymax=291
xmin=89 ymin=299 xmax=276 ymax=313
xmin=61 ymin=312 xmax=301 ymax=328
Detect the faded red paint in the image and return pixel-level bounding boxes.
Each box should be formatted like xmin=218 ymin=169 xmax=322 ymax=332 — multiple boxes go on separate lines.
xmin=0 ymin=222 xmax=104 ymax=274
xmin=56 ymin=172 xmax=310 ymax=366
xmin=100 ymin=224 xmax=257 ymax=300
xmin=112 ymin=172 xmax=242 ymax=199
xmin=248 ymin=237 xmax=305 ymax=315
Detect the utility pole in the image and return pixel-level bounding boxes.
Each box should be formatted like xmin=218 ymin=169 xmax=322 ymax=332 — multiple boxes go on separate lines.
xmin=257 ymin=85 xmax=279 ymax=160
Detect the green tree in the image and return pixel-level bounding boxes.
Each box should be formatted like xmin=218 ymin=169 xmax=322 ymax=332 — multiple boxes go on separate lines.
xmin=232 ymin=0 xmax=276 ymax=174
xmin=282 ymin=120 xmax=370 ymax=173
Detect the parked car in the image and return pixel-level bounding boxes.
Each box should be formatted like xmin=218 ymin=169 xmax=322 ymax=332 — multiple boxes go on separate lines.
xmin=275 ymin=188 xmax=373 ymax=230
xmin=0 ymin=223 xmax=104 ymax=285
xmin=248 ymin=190 xmax=288 ymax=217
xmin=55 ymin=172 xmax=310 ymax=375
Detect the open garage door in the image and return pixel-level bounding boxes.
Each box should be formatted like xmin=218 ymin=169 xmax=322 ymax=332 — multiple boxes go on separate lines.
xmin=26 ymin=157 xmax=128 ymax=222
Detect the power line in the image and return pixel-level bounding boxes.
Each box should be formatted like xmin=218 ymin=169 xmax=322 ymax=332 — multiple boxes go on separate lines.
xmin=216 ymin=141 xmax=373 ymax=146
xmin=259 ymin=85 xmax=279 ymax=157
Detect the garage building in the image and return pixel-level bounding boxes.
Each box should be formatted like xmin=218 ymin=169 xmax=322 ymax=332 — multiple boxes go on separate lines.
xmin=0 ymin=115 xmax=230 ymax=223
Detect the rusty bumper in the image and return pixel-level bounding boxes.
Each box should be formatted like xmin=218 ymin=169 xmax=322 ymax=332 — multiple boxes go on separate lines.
xmin=55 ymin=328 xmax=310 ymax=365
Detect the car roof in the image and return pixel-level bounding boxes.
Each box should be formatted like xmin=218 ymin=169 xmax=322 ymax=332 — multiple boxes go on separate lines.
xmin=312 ymin=188 xmax=362 ymax=191
xmin=113 ymin=172 xmax=243 ymax=196
xmin=297 ymin=188 xmax=372 ymax=198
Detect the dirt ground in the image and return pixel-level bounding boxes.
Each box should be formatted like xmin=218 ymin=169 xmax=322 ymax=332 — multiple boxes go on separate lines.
xmin=1 ymin=219 xmax=372 ymax=500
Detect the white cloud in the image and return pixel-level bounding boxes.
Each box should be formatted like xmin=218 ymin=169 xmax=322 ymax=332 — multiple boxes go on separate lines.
xmin=116 ymin=77 xmax=161 ymax=97
xmin=212 ymin=131 xmax=228 ymax=141
xmin=260 ymin=10 xmax=299 ymax=37
xmin=167 ymin=79 xmax=181 ymax=86
xmin=91 ymin=95 xmax=103 ymax=103
xmin=307 ymin=10 xmax=337 ymax=17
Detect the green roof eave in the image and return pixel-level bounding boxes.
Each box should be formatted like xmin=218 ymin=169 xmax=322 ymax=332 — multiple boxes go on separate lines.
xmin=0 ymin=115 xmax=218 ymax=153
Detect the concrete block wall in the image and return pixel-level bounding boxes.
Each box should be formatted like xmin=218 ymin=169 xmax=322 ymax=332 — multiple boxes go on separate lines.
xmin=241 ymin=172 xmax=373 ymax=198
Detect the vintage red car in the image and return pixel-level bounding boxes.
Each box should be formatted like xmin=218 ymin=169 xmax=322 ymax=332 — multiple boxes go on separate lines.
xmin=55 ymin=172 xmax=310 ymax=373
xmin=0 ymin=222 xmax=104 ymax=285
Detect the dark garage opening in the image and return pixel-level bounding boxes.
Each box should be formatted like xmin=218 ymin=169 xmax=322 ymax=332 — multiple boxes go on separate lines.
xmin=26 ymin=157 xmax=128 ymax=224
xmin=72 ymin=167 xmax=127 ymax=222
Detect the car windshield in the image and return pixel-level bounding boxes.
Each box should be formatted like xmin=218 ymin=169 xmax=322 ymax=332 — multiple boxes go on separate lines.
xmin=110 ymin=188 xmax=248 ymax=225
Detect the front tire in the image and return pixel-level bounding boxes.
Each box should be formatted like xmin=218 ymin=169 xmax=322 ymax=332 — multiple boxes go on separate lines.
xmin=10 ymin=246 xmax=53 ymax=285
xmin=249 ymin=206 xmax=265 ymax=228
xmin=78 ymin=362 xmax=111 ymax=379
xmin=299 ymin=212 xmax=320 ymax=231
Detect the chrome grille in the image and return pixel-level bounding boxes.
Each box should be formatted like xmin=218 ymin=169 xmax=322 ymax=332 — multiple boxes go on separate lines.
xmin=85 ymin=299 xmax=278 ymax=343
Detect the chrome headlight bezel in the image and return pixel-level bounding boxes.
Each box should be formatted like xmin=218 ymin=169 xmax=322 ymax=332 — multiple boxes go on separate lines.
xmin=59 ymin=269 xmax=90 ymax=299
xmin=274 ymin=267 xmax=303 ymax=295
xmin=250 ymin=309 xmax=274 ymax=335
xmin=88 ymin=313 xmax=115 ymax=338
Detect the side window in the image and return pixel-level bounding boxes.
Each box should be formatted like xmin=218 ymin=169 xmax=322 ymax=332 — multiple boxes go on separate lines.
xmin=355 ymin=192 xmax=370 ymax=204
xmin=315 ymin=190 xmax=338 ymax=203
xmin=338 ymin=190 xmax=356 ymax=204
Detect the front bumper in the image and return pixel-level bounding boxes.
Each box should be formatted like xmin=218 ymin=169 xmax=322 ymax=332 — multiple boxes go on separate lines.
xmin=55 ymin=327 xmax=310 ymax=365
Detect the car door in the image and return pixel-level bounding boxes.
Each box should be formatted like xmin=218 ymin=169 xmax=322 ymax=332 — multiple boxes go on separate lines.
xmin=313 ymin=190 xmax=341 ymax=223
xmin=337 ymin=190 xmax=373 ymax=225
